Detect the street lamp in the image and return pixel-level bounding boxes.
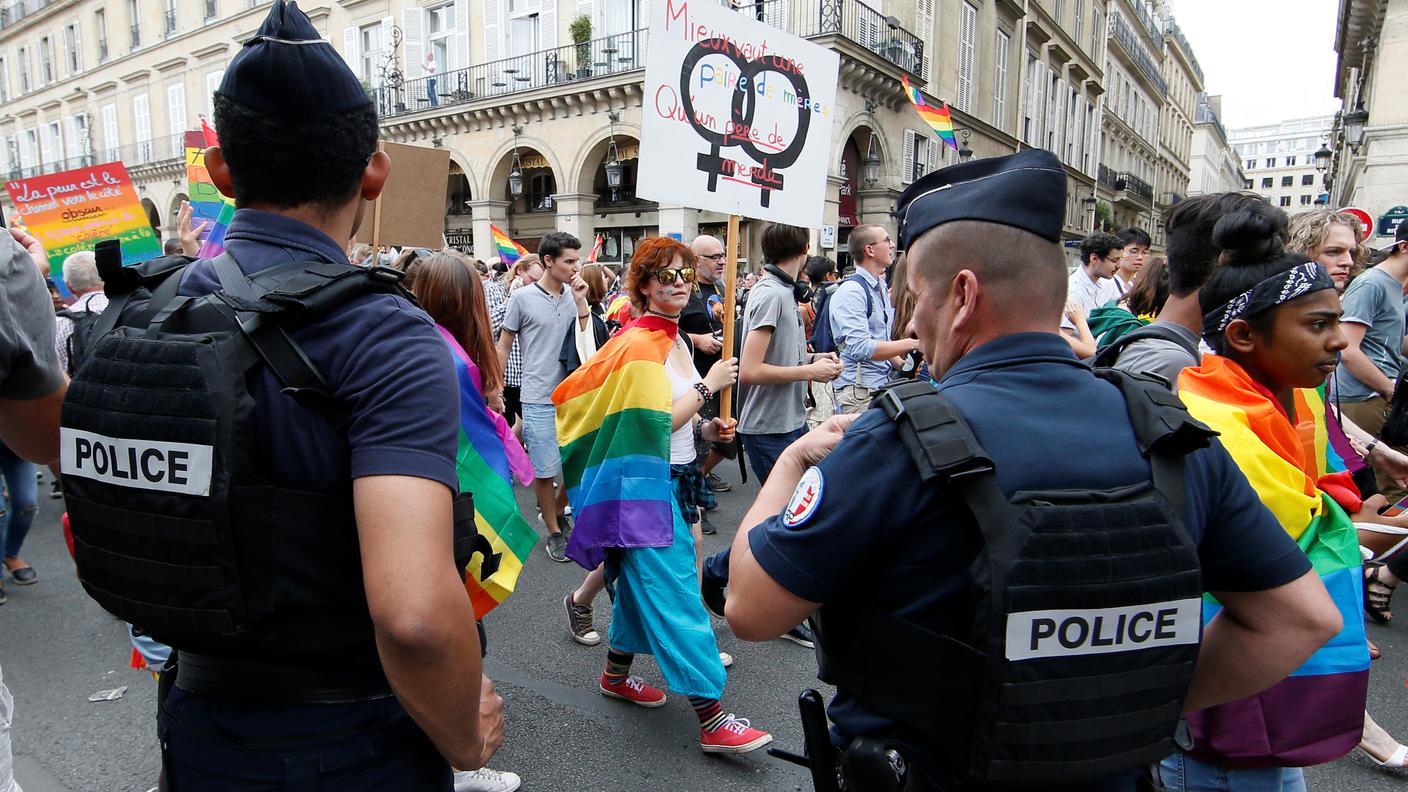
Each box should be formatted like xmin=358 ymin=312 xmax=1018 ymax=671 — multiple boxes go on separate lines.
xmin=1344 ymin=104 xmax=1369 ymax=152
xmin=957 ymin=129 xmax=973 ymax=163
xmin=603 ymin=111 xmax=623 ymax=201
xmin=1314 ymin=141 xmax=1333 ymax=172
xmin=863 ymin=132 xmax=881 ymax=186
xmin=508 ymin=125 xmax=525 ymax=198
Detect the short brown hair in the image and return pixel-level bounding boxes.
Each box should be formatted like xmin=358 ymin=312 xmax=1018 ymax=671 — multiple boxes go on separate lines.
xmin=625 ymin=237 xmax=695 ymax=312
xmin=761 ymin=222 xmax=809 ymax=264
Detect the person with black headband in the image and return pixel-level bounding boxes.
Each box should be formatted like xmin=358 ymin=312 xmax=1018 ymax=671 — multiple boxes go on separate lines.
xmin=1171 ymin=204 xmax=1407 ymax=787
xmin=724 ymin=149 xmax=1340 ymax=792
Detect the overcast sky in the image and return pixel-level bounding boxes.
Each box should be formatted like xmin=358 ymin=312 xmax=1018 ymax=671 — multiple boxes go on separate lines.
xmin=1168 ymin=0 xmax=1342 ymax=129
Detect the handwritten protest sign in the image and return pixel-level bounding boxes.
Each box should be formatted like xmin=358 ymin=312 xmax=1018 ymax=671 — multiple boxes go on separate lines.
xmin=4 ymin=162 xmax=160 ymax=289
xmin=636 ymin=0 xmax=840 ymax=228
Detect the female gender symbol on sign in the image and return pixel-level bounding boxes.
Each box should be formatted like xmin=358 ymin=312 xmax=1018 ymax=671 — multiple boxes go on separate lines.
xmin=679 ymin=39 xmax=812 ymax=210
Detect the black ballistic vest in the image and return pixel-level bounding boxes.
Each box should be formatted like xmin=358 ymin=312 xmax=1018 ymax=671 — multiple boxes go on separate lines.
xmin=814 ymin=374 xmax=1212 ymax=788
xmin=60 ymin=253 xmax=474 ymax=659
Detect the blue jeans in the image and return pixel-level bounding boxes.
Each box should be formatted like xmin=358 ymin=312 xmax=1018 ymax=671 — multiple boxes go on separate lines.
xmin=703 ymin=427 xmax=806 ymax=587
xmin=1159 ymin=752 xmax=1306 ymax=792
xmin=426 ymin=77 xmax=438 ymax=106
xmin=0 ymin=442 xmax=36 ymax=559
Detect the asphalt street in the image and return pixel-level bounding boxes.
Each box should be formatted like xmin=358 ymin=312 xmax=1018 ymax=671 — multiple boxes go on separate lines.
xmin=4 ymin=464 xmax=1408 ymax=791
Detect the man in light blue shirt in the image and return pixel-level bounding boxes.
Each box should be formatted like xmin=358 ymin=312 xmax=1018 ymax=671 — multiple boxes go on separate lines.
xmin=829 ymin=224 xmax=920 ymax=413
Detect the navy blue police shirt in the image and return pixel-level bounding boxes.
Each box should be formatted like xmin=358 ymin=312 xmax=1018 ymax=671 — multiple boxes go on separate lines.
xmin=749 ymin=332 xmax=1313 ymax=792
xmin=177 ymin=209 xmax=459 ymax=673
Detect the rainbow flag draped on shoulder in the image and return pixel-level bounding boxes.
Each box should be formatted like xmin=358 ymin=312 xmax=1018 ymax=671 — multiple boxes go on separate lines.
xmin=1179 ymin=355 xmax=1368 ymax=767
xmin=552 ymin=315 xmax=677 ymax=570
xmin=438 ymin=326 xmax=538 ymax=619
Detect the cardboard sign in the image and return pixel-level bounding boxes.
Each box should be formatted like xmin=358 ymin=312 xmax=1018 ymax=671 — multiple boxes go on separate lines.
xmin=354 ymin=141 xmax=452 ymax=250
xmin=4 ymin=162 xmax=160 ymax=290
xmin=636 ymin=0 xmax=840 ymax=228
xmin=185 ymin=128 xmax=236 ymax=257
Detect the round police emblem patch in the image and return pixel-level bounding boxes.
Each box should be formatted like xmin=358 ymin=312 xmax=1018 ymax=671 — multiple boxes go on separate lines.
xmin=782 ymin=467 xmax=824 ymax=527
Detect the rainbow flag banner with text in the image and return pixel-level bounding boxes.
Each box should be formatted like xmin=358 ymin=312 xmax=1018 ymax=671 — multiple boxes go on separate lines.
xmin=4 ymin=162 xmax=160 ymax=288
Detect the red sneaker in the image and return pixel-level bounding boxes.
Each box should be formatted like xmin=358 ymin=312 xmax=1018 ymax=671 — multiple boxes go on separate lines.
xmin=700 ymin=714 xmax=773 ymax=754
xmin=599 ymin=674 xmax=667 ymax=708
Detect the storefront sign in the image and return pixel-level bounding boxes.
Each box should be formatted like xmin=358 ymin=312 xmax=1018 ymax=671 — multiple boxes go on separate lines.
xmin=637 ymin=0 xmax=839 ymax=228
xmin=838 ymin=139 xmax=859 ymax=227
xmin=1378 ymin=206 xmax=1408 ymax=239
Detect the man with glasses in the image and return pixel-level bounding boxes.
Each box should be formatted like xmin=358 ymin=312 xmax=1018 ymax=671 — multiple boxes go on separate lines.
xmin=829 ymin=224 xmax=920 ymax=414
xmin=681 ymin=235 xmax=732 ymax=499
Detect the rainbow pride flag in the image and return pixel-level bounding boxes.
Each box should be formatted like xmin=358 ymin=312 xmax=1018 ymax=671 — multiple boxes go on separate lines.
xmin=187 ymin=120 xmax=236 ymax=258
xmin=1179 ymin=355 xmax=1368 ymax=767
xmin=491 ymin=224 xmax=527 ymax=266
xmin=551 ymin=315 xmax=677 ymax=570
xmin=901 ymin=75 xmax=958 ymax=151
xmin=439 ymin=326 xmax=538 ymax=618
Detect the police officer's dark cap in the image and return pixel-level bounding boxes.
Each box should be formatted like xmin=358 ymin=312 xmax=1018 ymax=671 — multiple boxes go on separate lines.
xmin=219 ymin=0 xmax=373 ymax=117
xmin=896 ymin=148 xmax=1067 ymax=250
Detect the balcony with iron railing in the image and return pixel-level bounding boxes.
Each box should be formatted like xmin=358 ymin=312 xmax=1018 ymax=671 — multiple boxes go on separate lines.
xmin=164 ymin=9 xmax=177 ymax=37
xmin=130 ymin=24 xmax=140 ymax=50
xmin=97 ymin=35 xmax=108 ymax=63
xmin=1109 ymin=12 xmax=1167 ymax=96
xmin=0 ymin=0 xmax=64 ymax=32
xmin=1118 ymin=171 xmax=1153 ymax=203
xmin=1163 ymin=18 xmax=1203 ymax=86
xmin=1131 ymin=0 xmax=1160 ymax=42
xmin=374 ymin=0 xmax=923 ymax=120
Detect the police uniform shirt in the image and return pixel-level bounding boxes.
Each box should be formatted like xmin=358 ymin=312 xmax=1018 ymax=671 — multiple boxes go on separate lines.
xmin=749 ymin=332 xmax=1312 ymax=791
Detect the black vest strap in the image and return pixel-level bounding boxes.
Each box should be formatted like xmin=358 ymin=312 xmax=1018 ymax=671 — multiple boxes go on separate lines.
xmin=876 ymin=381 xmax=992 ymax=483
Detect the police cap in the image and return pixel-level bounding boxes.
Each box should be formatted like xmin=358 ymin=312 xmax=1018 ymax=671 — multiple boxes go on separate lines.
xmin=218 ymin=0 xmax=373 ymax=117
xmin=896 ymin=148 xmax=1067 ymax=250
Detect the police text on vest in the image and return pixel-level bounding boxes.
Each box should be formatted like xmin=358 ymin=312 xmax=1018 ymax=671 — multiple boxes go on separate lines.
xmin=1004 ymin=599 xmax=1201 ymax=661
xmin=61 ymin=428 xmax=214 ymax=497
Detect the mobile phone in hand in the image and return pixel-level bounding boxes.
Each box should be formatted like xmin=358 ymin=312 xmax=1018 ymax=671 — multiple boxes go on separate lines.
xmin=1382 ymin=493 xmax=1408 ymax=518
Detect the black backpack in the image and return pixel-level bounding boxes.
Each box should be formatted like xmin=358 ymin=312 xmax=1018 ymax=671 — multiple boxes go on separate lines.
xmin=56 ymin=306 xmax=104 ymax=376
xmin=813 ymin=374 xmax=1213 ymax=787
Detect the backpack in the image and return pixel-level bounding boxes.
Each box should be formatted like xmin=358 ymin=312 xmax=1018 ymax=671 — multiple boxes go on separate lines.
xmin=809 ymin=275 xmax=871 ymax=354
xmin=61 ymin=252 xmax=476 ymax=656
xmin=56 ymin=304 xmax=104 ymax=376
xmin=813 ymin=373 xmax=1213 ymax=787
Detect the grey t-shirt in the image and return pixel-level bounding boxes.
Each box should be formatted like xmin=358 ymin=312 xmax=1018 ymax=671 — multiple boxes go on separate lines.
xmin=1338 ymin=266 xmax=1405 ymax=402
xmin=739 ymin=274 xmax=807 ymax=435
xmin=502 ymin=282 xmax=575 ymax=404
xmin=1111 ymin=323 xmax=1202 ymax=392
xmin=0 ymin=233 xmax=63 ymax=399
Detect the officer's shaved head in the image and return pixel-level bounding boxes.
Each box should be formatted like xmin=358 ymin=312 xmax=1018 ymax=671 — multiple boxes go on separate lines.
xmin=691 ymin=234 xmax=725 ymax=283
xmin=907 ymin=220 xmax=1067 ymax=376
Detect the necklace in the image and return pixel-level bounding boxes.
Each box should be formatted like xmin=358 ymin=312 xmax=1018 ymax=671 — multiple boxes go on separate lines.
xmin=647 ymin=307 xmax=681 ymax=320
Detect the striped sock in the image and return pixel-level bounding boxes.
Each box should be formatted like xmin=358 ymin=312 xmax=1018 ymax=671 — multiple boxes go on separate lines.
xmin=689 ymin=696 xmax=726 ymax=731
xmin=604 ymin=648 xmax=634 ymax=685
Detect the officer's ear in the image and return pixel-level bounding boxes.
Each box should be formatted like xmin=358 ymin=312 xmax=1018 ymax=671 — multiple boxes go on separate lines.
xmin=1222 ymin=318 xmax=1258 ymax=356
xmin=361 ymin=151 xmax=392 ymax=202
xmin=205 ymin=146 xmax=234 ymax=199
xmin=948 ymin=269 xmax=981 ymax=330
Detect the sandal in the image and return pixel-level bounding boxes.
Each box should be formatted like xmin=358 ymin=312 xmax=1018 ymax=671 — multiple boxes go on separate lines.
xmin=1366 ymin=564 xmax=1396 ymax=625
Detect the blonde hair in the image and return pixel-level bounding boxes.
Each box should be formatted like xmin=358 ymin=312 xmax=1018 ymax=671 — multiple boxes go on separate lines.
xmin=501 ymin=254 xmax=541 ymax=290
xmin=1287 ymin=209 xmax=1366 ymax=267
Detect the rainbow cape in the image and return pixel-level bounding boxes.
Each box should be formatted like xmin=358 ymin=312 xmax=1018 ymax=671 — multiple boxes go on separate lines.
xmin=552 ymin=315 xmax=677 ymax=570
xmin=491 ymin=224 xmax=527 ymax=266
xmin=901 ymin=75 xmax=958 ymax=151
xmin=1179 ymin=355 xmax=1368 ymax=767
xmin=439 ymin=326 xmax=538 ymax=618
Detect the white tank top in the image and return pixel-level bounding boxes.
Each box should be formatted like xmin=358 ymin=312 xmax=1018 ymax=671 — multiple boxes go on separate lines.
xmin=667 ymin=358 xmax=703 ymax=465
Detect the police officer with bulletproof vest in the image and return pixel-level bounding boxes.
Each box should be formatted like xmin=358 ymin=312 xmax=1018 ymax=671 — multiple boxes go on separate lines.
xmin=723 ymin=149 xmax=1342 ymax=792
xmin=59 ymin=2 xmax=502 ymax=788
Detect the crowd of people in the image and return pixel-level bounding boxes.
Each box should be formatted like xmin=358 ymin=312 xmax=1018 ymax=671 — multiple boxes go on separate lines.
xmin=6 ymin=3 xmax=1408 ymax=792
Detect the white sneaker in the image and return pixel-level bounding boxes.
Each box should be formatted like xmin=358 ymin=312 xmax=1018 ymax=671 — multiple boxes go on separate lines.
xmin=453 ymin=767 xmax=522 ymax=792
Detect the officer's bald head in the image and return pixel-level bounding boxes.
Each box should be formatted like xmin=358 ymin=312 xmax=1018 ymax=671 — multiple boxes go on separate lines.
xmin=906 ymin=221 xmax=1067 ymax=376
xmin=692 ymin=235 xmax=725 ymax=283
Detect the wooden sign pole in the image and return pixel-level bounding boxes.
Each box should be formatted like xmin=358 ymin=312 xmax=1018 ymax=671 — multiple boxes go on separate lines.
xmin=719 ymin=213 xmax=740 ymax=423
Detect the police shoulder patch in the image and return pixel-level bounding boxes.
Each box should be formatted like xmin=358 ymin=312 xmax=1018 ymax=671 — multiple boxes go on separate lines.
xmin=782 ymin=466 xmax=825 ymax=527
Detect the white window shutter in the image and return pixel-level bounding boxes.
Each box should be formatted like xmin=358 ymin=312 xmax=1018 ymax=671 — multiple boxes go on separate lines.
xmin=455 ymin=0 xmax=470 ymax=71
xmin=640 ymin=0 xmax=651 ymax=30
xmin=73 ymin=25 xmax=82 ymax=74
xmin=168 ymin=82 xmax=186 ymax=138
xmin=404 ymin=8 xmax=425 ymax=79
xmin=205 ymin=70 xmax=223 ymax=117
xmin=577 ymin=0 xmax=592 ymax=21
xmin=927 ymin=137 xmax=941 ymax=174
xmin=343 ymin=27 xmax=360 ymax=71
xmin=483 ymin=0 xmax=501 ymax=62
xmin=542 ymin=0 xmax=557 ymax=50
xmin=902 ymin=129 xmax=916 ymax=185
xmin=993 ymin=30 xmax=1008 ymax=129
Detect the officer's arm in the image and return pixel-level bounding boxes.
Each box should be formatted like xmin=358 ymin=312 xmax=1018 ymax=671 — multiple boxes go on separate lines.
xmin=1185 ymin=569 xmax=1341 ymax=712
xmin=0 ymin=382 xmax=66 ymax=464
xmin=355 ymin=475 xmax=504 ymax=770
xmin=727 ymin=449 xmax=822 ymax=640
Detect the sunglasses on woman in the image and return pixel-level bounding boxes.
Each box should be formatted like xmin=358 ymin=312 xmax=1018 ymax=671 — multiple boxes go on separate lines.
xmin=648 ymin=267 xmax=696 ymax=285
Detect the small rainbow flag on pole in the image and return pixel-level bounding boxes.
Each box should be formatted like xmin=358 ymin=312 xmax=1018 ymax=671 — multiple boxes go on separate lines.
xmin=491 ymin=224 xmax=528 ymax=265
xmin=901 ymin=75 xmax=959 ymax=152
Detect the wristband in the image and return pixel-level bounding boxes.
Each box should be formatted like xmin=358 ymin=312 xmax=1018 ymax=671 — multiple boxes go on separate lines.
xmin=578 ymin=313 xmax=589 ymax=319
xmin=693 ymin=382 xmax=713 ymax=402
xmin=1367 ymin=438 xmax=1380 ymax=456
